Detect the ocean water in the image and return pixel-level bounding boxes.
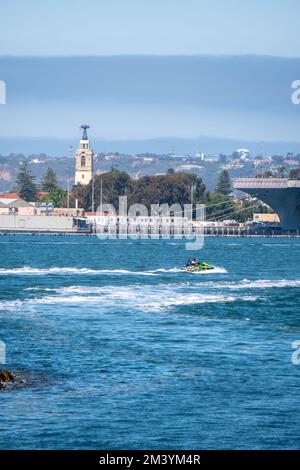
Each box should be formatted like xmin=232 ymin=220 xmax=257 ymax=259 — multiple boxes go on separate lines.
xmin=0 ymin=235 xmax=300 ymax=450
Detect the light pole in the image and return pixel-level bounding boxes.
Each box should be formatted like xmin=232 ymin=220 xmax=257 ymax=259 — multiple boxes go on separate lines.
xmin=191 ymin=182 xmax=196 ymax=220
xmin=67 ymin=177 xmax=70 ymax=212
xmin=91 ymin=175 xmax=95 ymax=214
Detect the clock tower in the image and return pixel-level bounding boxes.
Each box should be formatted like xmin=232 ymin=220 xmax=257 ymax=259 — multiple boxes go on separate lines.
xmin=75 ymin=125 xmax=94 ymax=185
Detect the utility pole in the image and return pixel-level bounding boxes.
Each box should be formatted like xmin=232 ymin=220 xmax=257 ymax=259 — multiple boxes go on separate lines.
xmin=92 ymin=175 xmax=95 ymax=214
xmin=191 ymin=182 xmax=196 ymax=220
xmin=67 ymin=178 xmax=70 ymax=213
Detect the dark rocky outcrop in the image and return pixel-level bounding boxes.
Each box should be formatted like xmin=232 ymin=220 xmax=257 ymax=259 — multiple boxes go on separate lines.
xmin=0 ymin=369 xmax=14 ymax=389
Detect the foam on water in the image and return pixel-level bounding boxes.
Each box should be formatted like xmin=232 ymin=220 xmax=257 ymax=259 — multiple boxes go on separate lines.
xmin=9 ymin=277 xmax=299 ymax=316
xmin=0 ymin=266 xmax=227 ymax=276
xmin=0 ymin=283 xmax=258 ymax=313
xmin=0 ymin=294 xmax=258 ymax=312
xmin=151 ymin=266 xmax=227 ymax=274
xmin=1 ymin=236 xmax=300 ymax=449
xmin=193 ymin=279 xmax=300 ymax=290
xmin=0 ymin=267 xmax=157 ymax=276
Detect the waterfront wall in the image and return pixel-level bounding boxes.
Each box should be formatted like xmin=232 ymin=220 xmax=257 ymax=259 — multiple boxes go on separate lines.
xmin=0 ymin=215 xmax=75 ymax=232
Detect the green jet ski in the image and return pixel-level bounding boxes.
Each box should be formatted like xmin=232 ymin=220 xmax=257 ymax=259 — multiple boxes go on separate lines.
xmin=185 ymin=262 xmax=214 ymax=272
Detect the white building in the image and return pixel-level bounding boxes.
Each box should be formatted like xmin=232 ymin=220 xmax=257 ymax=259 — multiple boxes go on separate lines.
xmin=85 ymin=213 xmax=193 ymax=236
xmin=236 ymin=148 xmax=250 ymax=160
xmin=196 ymin=152 xmax=205 ymax=161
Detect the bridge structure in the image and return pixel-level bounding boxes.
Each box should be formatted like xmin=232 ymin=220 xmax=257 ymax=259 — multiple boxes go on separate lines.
xmin=233 ymin=178 xmax=300 ymax=231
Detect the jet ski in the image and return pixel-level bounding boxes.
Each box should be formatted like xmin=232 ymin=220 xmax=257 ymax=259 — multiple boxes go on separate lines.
xmin=185 ymin=262 xmax=214 ymax=272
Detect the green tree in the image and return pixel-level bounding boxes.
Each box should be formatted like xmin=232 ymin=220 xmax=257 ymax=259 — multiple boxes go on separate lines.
xmin=83 ymin=170 xmax=132 ymax=211
xmin=256 ymin=170 xmax=273 ymax=178
xmin=41 ymin=189 xmax=67 ymax=207
xmin=201 ymin=191 xmax=235 ymax=221
xmin=68 ymin=170 xmax=206 ymax=212
xmin=63 ymin=183 xmax=86 ymax=209
xmin=129 ymin=173 xmax=205 ymax=210
xmin=289 ymin=168 xmax=300 ymax=180
xmin=42 ymin=167 xmax=59 ymax=192
xmin=16 ymin=161 xmax=37 ymax=202
xmin=215 ymin=170 xmax=231 ymax=195
xmin=234 ymin=199 xmax=273 ymax=223
xmin=278 ymin=166 xmax=286 ymax=178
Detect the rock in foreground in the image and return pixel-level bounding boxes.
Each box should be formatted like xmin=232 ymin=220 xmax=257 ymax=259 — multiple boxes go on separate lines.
xmin=0 ymin=369 xmax=15 ymax=389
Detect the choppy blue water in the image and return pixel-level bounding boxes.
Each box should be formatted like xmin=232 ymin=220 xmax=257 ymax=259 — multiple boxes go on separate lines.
xmin=0 ymin=235 xmax=300 ymax=449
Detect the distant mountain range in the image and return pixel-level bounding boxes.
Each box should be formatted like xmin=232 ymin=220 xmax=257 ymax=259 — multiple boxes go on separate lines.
xmin=0 ymin=136 xmax=300 ymax=157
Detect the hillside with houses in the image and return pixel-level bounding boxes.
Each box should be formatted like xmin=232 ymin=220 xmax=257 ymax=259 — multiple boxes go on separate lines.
xmin=1 ymin=148 xmax=300 ymax=194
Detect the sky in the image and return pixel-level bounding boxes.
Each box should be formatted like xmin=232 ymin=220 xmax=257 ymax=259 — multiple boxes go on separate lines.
xmin=0 ymin=1 xmax=300 ymax=151
xmin=1 ymin=0 xmax=300 ymax=57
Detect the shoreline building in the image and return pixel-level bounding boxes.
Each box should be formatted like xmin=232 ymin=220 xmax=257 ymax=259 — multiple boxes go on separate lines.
xmin=75 ymin=125 xmax=94 ymax=185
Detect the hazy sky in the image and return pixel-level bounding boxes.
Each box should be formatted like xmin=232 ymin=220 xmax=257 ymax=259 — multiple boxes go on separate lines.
xmin=1 ymin=1 xmax=300 ymax=149
xmin=1 ymin=55 xmax=300 ymax=144
xmin=1 ymin=0 xmax=300 ymax=57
